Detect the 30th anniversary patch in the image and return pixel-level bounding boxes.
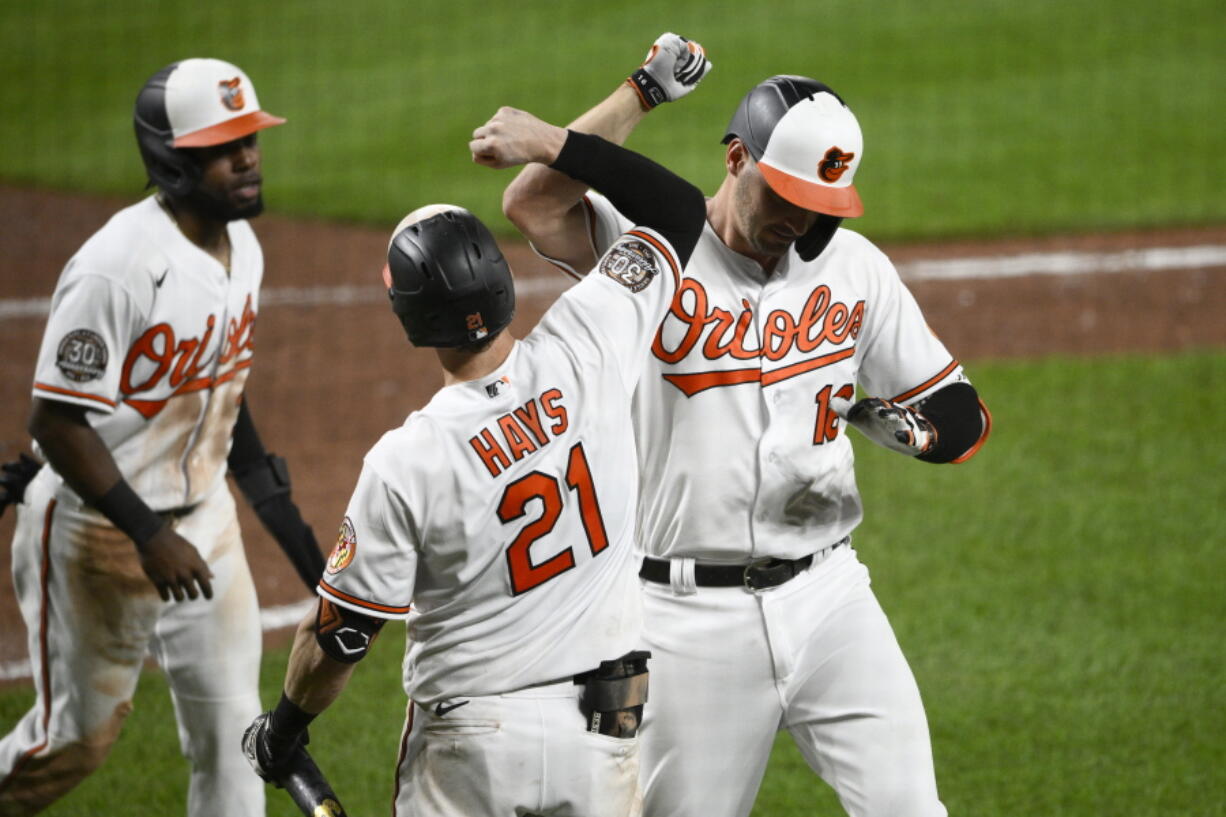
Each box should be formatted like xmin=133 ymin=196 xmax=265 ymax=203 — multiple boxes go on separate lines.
xmin=599 ymin=239 xmax=658 ymax=293
xmin=55 ymin=329 xmax=108 ymax=382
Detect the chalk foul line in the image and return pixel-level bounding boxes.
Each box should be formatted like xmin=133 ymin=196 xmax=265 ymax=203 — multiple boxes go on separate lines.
xmin=2 ymin=244 xmax=1224 ymax=322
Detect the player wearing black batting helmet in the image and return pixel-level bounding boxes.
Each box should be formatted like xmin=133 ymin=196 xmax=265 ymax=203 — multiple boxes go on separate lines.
xmin=244 ymin=104 xmax=710 ymax=817
xmin=383 ymin=205 xmax=516 ymax=348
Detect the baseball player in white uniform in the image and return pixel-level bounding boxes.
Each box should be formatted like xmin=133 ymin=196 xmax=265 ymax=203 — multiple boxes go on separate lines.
xmin=0 ymin=59 xmax=323 ymax=816
xmin=241 ymin=108 xmax=707 ymax=817
xmin=502 ymin=35 xmax=992 ymax=817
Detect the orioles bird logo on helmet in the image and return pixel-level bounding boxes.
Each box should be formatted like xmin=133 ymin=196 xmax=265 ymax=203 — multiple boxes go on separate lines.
xmin=818 ymin=146 xmax=855 ymax=183
xmin=218 ymin=77 xmax=245 ymax=111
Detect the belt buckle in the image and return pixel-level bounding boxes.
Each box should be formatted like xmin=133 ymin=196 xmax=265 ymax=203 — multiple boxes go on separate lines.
xmin=743 ymin=558 xmax=778 ymax=592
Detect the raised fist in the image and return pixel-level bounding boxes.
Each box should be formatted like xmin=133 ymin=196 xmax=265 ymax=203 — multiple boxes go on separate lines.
xmin=470 ymin=106 xmax=568 ymax=169
xmin=627 ymin=32 xmax=713 ymax=109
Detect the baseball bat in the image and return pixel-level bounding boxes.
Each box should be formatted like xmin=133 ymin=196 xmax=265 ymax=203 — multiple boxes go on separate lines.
xmin=280 ymin=744 xmax=350 ymax=817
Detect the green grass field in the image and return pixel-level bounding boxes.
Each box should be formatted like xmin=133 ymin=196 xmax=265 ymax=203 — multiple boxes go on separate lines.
xmin=1 ymin=0 xmax=1222 ymax=239
xmin=2 ymin=2 xmax=1223 ymax=813
xmin=3 ymin=351 xmax=1222 ymax=815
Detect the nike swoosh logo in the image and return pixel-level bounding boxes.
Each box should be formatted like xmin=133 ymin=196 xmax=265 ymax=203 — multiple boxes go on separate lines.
xmin=155 ymin=269 xmax=169 ymax=288
xmin=433 ymin=699 xmax=470 ymax=717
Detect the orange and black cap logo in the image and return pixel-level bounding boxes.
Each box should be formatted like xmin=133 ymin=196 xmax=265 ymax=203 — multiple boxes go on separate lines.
xmin=218 ymin=78 xmax=245 ymax=111
xmin=818 ymin=147 xmax=855 ymax=182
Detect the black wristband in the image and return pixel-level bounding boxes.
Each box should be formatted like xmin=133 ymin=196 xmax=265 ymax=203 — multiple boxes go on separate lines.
xmin=270 ymin=691 xmax=317 ymax=740
xmin=627 ymin=69 xmax=666 ymax=109
xmin=94 ymin=480 xmax=165 ymax=550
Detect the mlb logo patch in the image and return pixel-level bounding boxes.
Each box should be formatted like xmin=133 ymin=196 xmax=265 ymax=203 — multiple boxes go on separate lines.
xmin=485 ymin=375 xmax=511 ymax=398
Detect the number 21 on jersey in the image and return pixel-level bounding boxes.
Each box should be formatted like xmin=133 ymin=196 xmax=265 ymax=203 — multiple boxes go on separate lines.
xmin=498 ymin=442 xmax=608 ymax=595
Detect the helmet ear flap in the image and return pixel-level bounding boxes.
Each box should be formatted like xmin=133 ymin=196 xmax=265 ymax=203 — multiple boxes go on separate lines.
xmin=133 ymin=61 xmax=200 ymax=197
xmin=134 ymin=121 xmax=200 ymax=196
xmin=794 ymin=214 xmax=842 ymax=261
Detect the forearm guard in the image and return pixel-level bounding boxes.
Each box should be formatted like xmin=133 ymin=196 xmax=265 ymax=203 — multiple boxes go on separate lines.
xmin=315 ymin=598 xmax=385 ymax=664
xmin=915 ymin=382 xmax=990 ymax=464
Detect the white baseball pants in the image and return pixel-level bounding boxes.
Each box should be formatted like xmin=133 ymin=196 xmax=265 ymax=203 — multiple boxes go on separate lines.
xmin=0 ymin=468 xmax=263 ymax=816
xmin=394 ymin=679 xmax=641 ymax=817
xmin=638 ymin=545 xmax=947 ymax=817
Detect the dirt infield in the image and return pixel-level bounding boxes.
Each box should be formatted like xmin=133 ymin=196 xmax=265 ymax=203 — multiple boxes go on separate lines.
xmin=1 ymin=185 xmax=1224 ymax=678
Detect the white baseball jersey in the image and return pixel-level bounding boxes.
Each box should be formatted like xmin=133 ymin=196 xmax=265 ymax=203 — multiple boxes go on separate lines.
xmin=319 ymin=227 xmax=681 ymax=704
xmin=31 ymin=194 xmax=260 ymax=510
xmin=549 ymin=192 xmax=969 ymax=562
xmin=541 ymin=191 xmax=966 ymax=817
xmin=2 ymin=193 xmax=265 ymax=816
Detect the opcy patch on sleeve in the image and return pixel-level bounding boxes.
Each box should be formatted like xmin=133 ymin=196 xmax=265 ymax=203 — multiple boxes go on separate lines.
xmin=599 ymin=239 xmax=658 ymax=293
xmin=326 ymin=516 xmax=357 ymax=574
xmin=55 ymin=329 xmax=108 ymax=382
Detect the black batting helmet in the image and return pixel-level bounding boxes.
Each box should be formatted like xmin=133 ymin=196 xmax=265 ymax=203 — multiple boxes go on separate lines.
xmin=134 ymin=58 xmax=285 ymax=196
xmin=384 ymin=206 xmax=515 ymax=348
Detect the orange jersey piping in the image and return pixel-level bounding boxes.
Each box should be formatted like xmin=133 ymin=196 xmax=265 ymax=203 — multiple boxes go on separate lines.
xmin=318 ymin=577 xmax=411 ymax=616
xmin=33 ymin=383 xmax=117 ymax=408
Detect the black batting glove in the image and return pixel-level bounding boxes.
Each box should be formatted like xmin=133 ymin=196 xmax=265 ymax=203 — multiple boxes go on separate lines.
xmin=242 ymin=711 xmax=309 ymax=785
xmin=0 ymin=453 xmax=42 ymax=518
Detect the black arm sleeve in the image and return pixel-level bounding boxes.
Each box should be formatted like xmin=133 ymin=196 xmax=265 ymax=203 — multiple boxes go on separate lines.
xmin=548 ymin=130 xmax=707 ymax=267
xmin=229 ymin=399 xmax=326 ymax=590
xmin=915 ymin=382 xmax=986 ymax=464
xmin=228 ymin=398 xmax=267 ymax=472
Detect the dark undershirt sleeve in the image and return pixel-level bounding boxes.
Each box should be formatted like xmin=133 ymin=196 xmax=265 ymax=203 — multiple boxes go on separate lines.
xmin=548 ymin=131 xmax=706 ymax=267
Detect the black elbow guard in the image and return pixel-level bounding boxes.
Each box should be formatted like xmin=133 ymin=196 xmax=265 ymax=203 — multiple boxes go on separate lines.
xmin=316 ymin=598 xmax=386 ymax=664
xmin=915 ymin=382 xmax=990 ymax=464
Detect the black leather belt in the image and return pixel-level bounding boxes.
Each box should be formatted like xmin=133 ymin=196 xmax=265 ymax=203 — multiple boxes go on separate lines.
xmin=639 ymin=539 xmax=846 ymax=591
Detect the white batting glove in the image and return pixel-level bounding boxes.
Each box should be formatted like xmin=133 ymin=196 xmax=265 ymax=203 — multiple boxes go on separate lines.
xmin=626 ymin=32 xmax=712 ymax=110
xmin=833 ymin=396 xmax=937 ymax=457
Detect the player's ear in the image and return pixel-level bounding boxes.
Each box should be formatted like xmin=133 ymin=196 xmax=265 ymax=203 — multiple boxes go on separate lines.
xmin=725 ymin=138 xmax=751 ymax=177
